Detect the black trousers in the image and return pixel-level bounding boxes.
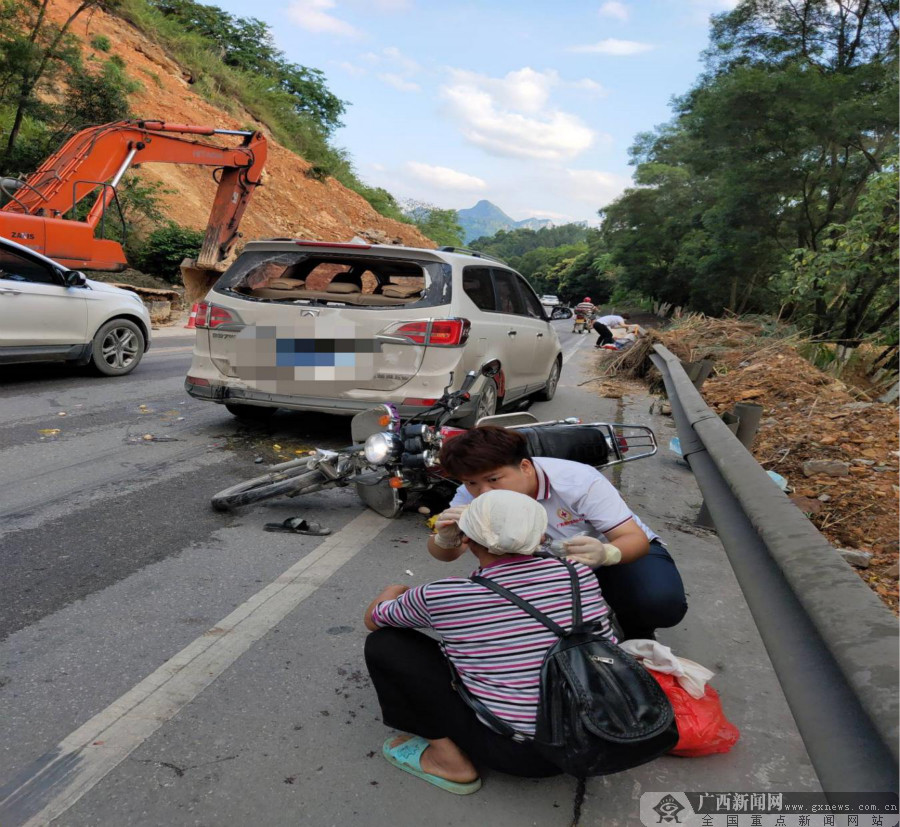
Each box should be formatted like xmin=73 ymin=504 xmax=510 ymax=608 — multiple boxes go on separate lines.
xmin=597 ymin=540 xmax=688 ymax=640
xmin=593 ymin=321 xmax=614 ymax=346
xmin=364 ymin=627 xmax=561 ymax=778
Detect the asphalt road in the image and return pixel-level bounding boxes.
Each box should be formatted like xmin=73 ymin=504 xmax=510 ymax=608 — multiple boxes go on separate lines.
xmin=0 ymin=321 xmax=819 ymax=826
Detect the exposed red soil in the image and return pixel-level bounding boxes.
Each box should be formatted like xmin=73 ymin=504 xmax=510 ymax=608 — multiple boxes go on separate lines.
xmin=45 ymin=0 xmax=434 ymax=250
xmin=600 ymin=316 xmax=899 ymax=613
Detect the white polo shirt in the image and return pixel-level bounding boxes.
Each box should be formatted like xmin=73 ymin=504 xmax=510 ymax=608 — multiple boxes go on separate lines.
xmin=596 ymin=315 xmax=625 ymax=327
xmin=449 ymin=457 xmax=660 ymax=544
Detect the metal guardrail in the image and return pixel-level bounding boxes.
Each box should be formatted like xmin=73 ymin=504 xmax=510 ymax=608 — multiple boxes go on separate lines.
xmin=650 ymin=344 xmax=899 ymax=796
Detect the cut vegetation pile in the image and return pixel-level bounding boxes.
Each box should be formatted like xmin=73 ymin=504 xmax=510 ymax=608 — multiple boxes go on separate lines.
xmin=602 ymin=315 xmax=899 ymax=612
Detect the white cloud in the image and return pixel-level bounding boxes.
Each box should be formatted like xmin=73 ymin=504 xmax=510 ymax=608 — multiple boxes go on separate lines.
xmin=679 ymin=0 xmax=739 ymax=23
xmin=379 ymin=73 xmax=420 ymax=92
xmin=345 ymin=0 xmax=411 ymax=10
xmin=569 ymin=38 xmax=654 ymax=55
xmin=518 ymin=208 xmax=575 ymax=221
xmin=286 ymin=0 xmax=360 ymax=36
xmin=562 ymin=168 xmax=630 ymax=205
xmin=599 ymin=1 xmax=629 ymax=21
xmin=357 ymin=47 xmax=422 ymax=91
xmin=337 ymin=60 xmax=366 ymax=75
xmin=382 ymin=46 xmax=420 ymax=74
xmin=406 ymin=162 xmax=487 ymax=191
xmin=441 ymin=68 xmax=597 ymax=161
xmin=571 ymin=78 xmax=607 ymax=95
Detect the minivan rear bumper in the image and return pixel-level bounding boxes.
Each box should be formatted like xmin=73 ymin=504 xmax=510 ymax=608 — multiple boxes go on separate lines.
xmin=184 ymin=378 xmax=480 ymax=420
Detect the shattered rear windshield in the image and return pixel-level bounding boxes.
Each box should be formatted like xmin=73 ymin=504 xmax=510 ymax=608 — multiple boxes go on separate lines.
xmin=213 ymin=251 xmax=451 ymax=309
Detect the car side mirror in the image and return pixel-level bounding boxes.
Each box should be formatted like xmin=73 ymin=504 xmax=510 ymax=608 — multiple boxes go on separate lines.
xmin=481 ymin=359 xmax=502 ymax=378
xmin=551 ymin=307 xmax=573 ymax=320
xmin=65 ymin=271 xmax=87 ymax=287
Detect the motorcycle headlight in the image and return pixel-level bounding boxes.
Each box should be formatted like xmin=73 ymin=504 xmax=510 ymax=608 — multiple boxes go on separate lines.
xmin=364 ymin=433 xmax=399 ymax=465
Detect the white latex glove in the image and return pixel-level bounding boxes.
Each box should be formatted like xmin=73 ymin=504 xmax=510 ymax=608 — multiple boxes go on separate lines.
xmin=434 ymin=505 xmax=467 ymax=548
xmin=563 ymin=535 xmax=622 ymax=567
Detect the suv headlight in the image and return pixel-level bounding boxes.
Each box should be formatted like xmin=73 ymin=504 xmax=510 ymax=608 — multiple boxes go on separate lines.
xmin=364 ymin=432 xmax=400 ymax=465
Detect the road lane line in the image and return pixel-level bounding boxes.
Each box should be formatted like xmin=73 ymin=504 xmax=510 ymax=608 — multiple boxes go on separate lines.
xmin=562 ymin=334 xmax=588 ymax=364
xmin=0 ymin=508 xmax=392 ymax=827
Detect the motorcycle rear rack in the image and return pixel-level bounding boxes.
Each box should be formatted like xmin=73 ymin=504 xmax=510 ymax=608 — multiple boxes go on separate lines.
xmin=498 ymin=418 xmax=658 ymax=466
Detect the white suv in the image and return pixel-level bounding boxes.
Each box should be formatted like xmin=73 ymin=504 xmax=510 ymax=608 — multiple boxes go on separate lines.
xmin=0 ymin=237 xmax=152 ymax=375
xmin=185 ymin=241 xmax=563 ymax=425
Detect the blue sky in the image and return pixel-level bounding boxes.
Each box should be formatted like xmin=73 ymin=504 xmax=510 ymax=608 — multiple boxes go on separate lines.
xmin=213 ymin=0 xmax=739 ymax=223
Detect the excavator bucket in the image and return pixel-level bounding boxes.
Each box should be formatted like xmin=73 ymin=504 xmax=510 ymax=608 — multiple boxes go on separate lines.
xmin=180 ymin=258 xmax=224 ymax=305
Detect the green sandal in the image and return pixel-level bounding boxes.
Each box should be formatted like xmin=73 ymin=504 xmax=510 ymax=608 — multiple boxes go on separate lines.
xmin=382 ymin=737 xmax=482 ymax=795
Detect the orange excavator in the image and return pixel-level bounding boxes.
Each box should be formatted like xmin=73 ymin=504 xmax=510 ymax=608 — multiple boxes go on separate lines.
xmin=0 ymin=119 xmax=267 ymax=302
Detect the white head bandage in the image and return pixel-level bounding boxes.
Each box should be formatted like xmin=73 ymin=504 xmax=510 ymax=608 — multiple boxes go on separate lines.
xmin=457 ymin=489 xmax=547 ymax=556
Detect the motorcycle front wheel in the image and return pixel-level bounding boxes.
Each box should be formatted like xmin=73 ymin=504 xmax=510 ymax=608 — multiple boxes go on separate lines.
xmin=212 ymin=459 xmax=329 ymax=511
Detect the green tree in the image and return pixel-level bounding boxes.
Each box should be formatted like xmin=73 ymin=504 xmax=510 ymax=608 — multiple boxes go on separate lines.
xmin=780 ymin=162 xmax=899 ymax=345
xmin=133 ymin=223 xmax=205 ymax=283
xmin=406 ymin=202 xmax=464 ymax=247
xmin=149 ymin=0 xmax=346 ymax=135
xmin=0 ymin=0 xmax=121 ymax=165
xmin=600 ymin=0 xmax=898 ymax=329
xmin=62 ymin=58 xmax=139 ymax=131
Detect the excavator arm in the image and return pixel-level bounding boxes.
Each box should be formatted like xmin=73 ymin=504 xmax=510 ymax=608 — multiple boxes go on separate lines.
xmin=0 ymin=120 xmax=267 ymax=301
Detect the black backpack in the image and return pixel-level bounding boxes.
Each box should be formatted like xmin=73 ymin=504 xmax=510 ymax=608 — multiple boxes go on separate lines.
xmin=455 ymin=558 xmax=678 ymax=777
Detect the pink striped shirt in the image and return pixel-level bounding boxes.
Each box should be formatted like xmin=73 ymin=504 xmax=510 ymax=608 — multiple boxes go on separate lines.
xmin=371 ymin=555 xmax=616 ymax=736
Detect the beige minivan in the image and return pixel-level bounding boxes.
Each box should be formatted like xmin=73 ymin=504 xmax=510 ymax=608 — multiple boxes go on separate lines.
xmin=184 ymin=240 xmax=562 ymax=426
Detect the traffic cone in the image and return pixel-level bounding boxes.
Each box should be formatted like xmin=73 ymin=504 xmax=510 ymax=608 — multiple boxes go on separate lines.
xmin=184 ymin=303 xmax=199 ymax=329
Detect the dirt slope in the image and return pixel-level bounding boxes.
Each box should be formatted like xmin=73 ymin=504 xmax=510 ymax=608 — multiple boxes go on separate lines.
xmin=46 ymin=0 xmax=433 ymax=249
xmin=601 ymin=316 xmax=899 ymax=612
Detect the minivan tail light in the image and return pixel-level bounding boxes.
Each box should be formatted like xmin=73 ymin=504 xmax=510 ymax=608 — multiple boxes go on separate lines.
xmin=194 ymin=303 xmax=239 ymax=329
xmin=382 ymin=318 xmax=470 ymax=347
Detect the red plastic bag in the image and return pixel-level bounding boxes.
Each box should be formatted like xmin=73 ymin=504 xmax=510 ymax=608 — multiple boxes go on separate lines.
xmin=651 ymin=672 xmax=740 ymax=757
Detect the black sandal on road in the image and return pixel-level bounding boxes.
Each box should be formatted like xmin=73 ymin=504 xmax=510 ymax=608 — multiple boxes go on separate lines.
xmin=264 ymin=518 xmax=332 ymax=536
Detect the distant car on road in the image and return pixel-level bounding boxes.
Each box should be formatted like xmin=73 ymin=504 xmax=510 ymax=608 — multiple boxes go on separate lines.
xmin=0 ymin=236 xmax=151 ymax=375
xmin=540 ymin=294 xmax=560 ymax=306
xmin=185 ymin=240 xmax=563 ymax=425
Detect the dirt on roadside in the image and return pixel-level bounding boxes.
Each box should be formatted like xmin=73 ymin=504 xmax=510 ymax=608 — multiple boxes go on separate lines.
xmin=597 ymin=315 xmax=899 ymax=613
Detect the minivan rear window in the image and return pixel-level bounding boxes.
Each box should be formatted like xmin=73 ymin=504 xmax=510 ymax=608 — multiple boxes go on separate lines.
xmin=213 ymin=251 xmax=451 ymax=309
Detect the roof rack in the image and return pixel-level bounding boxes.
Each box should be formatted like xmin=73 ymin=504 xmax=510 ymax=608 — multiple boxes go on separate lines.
xmin=437 ymin=246 xmax=508 ymax=266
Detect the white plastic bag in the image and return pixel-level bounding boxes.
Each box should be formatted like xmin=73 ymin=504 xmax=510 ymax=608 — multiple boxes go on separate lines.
xmin=620 ymin=639 xmax=714 ymax=699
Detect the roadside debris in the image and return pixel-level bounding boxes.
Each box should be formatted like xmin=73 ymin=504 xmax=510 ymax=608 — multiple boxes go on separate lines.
xmin=125 ymin=434 xmax=180 ymax=443
xmin=264 ymin=517 xmax=332 ymax=536
xmin=598 ymin=315 xmax=899 ymax=612
xmin=38 ymin=428 xmax=61 ymax=438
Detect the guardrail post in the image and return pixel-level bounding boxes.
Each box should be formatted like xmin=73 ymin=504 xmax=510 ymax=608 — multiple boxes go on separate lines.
xmin=680 ymin=359 xmax=715 ymax=390
xmin=697 ymin=412 xmax=740 ymax=528
xmin=734 ymin=401 xmax=763 ymax=450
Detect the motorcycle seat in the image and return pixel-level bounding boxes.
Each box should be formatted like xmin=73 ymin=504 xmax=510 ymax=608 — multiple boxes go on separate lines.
xmin=516 ymin=425 xmax=610 ymax=467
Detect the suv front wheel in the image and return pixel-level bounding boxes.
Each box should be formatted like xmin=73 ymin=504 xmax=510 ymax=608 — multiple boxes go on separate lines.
xmin=91 ymin=318 xmax=145 ymax=376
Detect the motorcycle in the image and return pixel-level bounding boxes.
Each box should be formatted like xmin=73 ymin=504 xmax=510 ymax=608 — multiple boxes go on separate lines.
xmin=573 ymin=315 xmax=589 ymax=334
xmin=210 ymin=360 xmax=658 ymax=517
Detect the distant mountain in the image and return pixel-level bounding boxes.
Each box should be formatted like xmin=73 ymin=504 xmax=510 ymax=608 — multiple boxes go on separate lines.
xmin=457 ymin=200 xmax=553 ymax=244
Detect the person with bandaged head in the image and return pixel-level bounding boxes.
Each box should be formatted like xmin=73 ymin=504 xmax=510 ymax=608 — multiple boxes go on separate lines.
xmin=364 ymin=489 xmax=616 ymax=794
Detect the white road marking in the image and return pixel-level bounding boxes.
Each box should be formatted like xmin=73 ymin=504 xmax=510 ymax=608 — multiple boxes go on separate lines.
xmin=562 ymin=334 xmax=588 ymax=364
xmin=0 ymin=509 xmax=391 ymax=827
